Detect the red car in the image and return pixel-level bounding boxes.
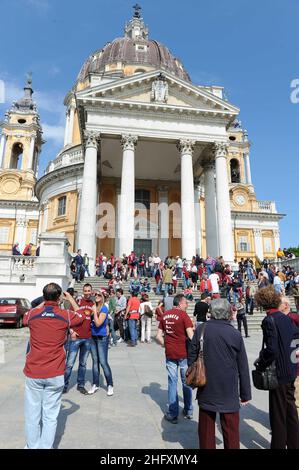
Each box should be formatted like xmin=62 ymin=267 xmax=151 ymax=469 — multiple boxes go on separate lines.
xmin=0 ymin=298 xmax=31 ymax=328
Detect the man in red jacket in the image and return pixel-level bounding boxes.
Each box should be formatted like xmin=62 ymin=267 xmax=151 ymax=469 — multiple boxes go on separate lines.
xmin=23 ymin=283 xmax=85 ymax=449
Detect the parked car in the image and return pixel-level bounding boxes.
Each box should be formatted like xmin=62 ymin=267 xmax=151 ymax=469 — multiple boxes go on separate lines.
xmin=0 ymin=298 xmax=31 ymax=328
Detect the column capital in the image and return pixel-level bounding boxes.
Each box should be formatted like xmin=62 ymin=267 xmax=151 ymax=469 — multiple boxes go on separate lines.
xmin=16 ymin=217 xmax=29 ymax=228
xmin=253 ymin=228 xmax=262 ymax=236
xmin=177 ymin=139 xmax=196 ymax=156
xmin=213 ymin=142 xmax=229 ymax=159
xmin=273 ymin=229 xmax=280 ymax=238
xmin=121 ymin=134 xmax=138 ymax=151
xmin=84 ymin=130 xmax=100 ymax=149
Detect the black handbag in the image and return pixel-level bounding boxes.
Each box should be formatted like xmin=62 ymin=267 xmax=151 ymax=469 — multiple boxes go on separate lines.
xmin=252 ymin=316 xmax=279 ymax=391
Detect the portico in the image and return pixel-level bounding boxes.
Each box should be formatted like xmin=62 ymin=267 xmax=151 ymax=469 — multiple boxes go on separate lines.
xmin=75 ymin=66 xmax=239 ymax=265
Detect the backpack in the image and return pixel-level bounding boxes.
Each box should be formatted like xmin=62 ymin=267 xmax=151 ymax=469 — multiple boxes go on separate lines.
xmin=144 ymin=304 xmax=153 ymax=318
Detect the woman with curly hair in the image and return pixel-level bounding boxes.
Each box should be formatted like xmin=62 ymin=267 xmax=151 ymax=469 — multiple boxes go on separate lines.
xmin=254 ymin=286 xmax=299 ymax=449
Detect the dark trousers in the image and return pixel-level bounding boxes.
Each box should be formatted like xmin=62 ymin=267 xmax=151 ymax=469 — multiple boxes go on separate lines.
xmin=198 ymin=408 xmax=240 ymax=449
xmin=115 ymin=315 xmax=125 ymax=339
xmin=237 ymin=315 xmax=248 ymax=336
xmin=269 ymin=382 xmax=299 ymax=449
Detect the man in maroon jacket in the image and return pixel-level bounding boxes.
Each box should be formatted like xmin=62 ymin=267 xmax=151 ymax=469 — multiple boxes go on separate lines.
xmin=23 ymin=283 xmax=85 ymax=449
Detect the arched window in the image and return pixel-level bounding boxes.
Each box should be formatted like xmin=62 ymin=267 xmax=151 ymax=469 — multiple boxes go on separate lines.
xmin=230 ymin=159 xmax=240 ymax=183
xmin=10 ymin=143 xmax=24 ymax=170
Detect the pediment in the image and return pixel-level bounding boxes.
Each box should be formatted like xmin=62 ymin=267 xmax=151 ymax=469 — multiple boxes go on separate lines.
xmin=76 ymin=70 xmax=239 ymax=117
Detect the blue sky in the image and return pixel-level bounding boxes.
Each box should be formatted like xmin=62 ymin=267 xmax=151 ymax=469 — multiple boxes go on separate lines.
xmin=0 ymin=0 xmax=298 ymax=246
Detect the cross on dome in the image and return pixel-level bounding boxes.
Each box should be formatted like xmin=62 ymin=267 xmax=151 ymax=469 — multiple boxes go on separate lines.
xmin=133 ymin=3 xmax=141 ymax=18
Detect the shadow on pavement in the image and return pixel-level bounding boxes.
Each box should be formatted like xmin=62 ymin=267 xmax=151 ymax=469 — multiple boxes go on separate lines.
xmin=214 ymin=403 xmax=270 ymax=449
xmin=239 ymin=403 xmax=270 ymax=449
xmin=54 ymin=399 xmax=80 ymax=449
xmin=142 ymin=382 xmax=167 ymax=414
xmin=142 ymin=382 xmax=212 ymax=449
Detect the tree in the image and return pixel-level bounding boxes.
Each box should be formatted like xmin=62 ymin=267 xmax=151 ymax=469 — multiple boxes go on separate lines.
xmin=287 ymin=246 xmax=299 ymax=258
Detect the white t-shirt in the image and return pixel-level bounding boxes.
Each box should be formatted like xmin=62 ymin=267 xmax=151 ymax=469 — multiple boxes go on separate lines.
xmin=153 ymin=257 xmax=161 ymax=266
xmin=209 ymin=273 xmax=220 ymax=294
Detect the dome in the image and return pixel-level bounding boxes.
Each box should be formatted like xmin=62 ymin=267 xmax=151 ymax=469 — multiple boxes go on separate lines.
xmin=78 ymin=37 xmax=191 ymax=83
xmin=77 ymin=8 xmax=191 ymax=83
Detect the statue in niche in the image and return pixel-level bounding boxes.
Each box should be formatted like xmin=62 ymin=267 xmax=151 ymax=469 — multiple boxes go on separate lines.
xmin=151 ymin=74 xmax=169 ymax=103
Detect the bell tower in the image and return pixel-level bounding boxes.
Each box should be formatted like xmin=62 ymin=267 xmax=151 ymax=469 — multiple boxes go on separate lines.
xmin=0 ymin=74 xmax=44 ymax=201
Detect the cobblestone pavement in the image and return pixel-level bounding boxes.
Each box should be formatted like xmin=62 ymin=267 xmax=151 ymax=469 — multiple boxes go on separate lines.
xmin=0 ymin=327 xmax=271 ymax=449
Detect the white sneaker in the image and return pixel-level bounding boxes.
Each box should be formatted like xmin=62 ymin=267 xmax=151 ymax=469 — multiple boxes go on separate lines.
xmin=107 ymin=385 xmax=114 ymax=396
xmin=88 ymin=384 xmax=99 ymax=395
xmin=117 ymin=338 xmax=124 ymax=343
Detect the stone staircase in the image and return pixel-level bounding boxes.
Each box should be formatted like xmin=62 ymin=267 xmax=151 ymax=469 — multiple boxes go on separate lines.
xmin=74 ymin=277 xmax=297 ymax=334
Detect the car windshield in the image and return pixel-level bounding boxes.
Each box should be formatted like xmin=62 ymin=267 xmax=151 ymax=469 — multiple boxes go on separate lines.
xmin=0 ymin=299 xmax=17 ymax=305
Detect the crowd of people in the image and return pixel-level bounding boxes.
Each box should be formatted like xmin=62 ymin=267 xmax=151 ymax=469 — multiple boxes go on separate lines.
xmin=22 ymin=250 xmax=299 ymax=450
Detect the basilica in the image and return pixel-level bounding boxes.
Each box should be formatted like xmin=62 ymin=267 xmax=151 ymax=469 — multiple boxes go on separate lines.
xmin=0 ymin=6 xmax=283 ymax=274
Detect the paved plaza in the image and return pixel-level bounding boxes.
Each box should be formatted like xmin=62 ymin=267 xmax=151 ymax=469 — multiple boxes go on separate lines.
xmin=0 ymin=327 xmax=271 ymax=450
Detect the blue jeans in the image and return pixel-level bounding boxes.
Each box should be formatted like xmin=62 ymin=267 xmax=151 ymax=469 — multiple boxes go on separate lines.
xmin=177 ymin=267 xmax=183 ymax=279
xmin=90 ymin=336 xmax=113 ymax=387
xmin=128 ymin=319 xmax=138 ymax=344
xmin=76 ymin=264 xmax=83 ymax=279
xmin=108 ymin=317 xmax=118 ymax=344
xmin=64 ymin=339 xmax=91 ymax=388
xmin=24 ymin=375 xmax=64 ymax=449
xmin=84 ymin=265 xmax=90 ymax=276
xmin=165 ymin=283 xmax=173 ymax=295
xmin=166 ymin=358 xmax=193 ymax=418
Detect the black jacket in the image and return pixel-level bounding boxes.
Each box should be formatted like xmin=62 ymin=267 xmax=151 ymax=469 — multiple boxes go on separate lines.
xmin=188 ymin=320 xmax=251 ymax=413
xmin=258 ymin=310 xmax=299 ymax=385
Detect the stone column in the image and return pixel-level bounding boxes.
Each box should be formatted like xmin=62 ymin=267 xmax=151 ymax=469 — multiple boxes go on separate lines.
xmin=0 ymin=134 xmax=6 ymax=168
xmin=273 ymin=229 xmax=281 ymax=256
xmin=158 ymin=189 xmax=169 ymax=260
xmin=118 ymin=135 xmax=138 ymax=257
xmin=203 ymin=162 xmax=218 ymax=258
xmin=42 ymin=200 xmax=49 ymax=233
xmin=214 ymin=142 xmax=234 ymax=263
xmin=194 ymin=182 xmax=202 ymax=256
xmin=178 ymin=139 xmax=196 ymax=261
xmin=253 ymin=228 xmax=264 ymax=260
xmin=244 ymin=153 xmax=252 ymax=185
xmin=115 ymin=187 xmax=120 ymax=258
xmin=67 ymin=106 xmax=75 ymax=145
xmin=28 ymin=136 xmax=36 ymax=171
xmin=64 ymin=110 xmax=70 ymax=147
xmin=77 ymin=131 xmax=99 ymax=275
xmin=15 ymin=217 xmax=29 ymax=253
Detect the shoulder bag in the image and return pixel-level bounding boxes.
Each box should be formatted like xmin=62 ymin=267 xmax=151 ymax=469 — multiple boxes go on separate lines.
xmin=185 ymin=323 xmax=207 ymax=389
xmin=252 ymin=316 xmax=279 ymax=390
